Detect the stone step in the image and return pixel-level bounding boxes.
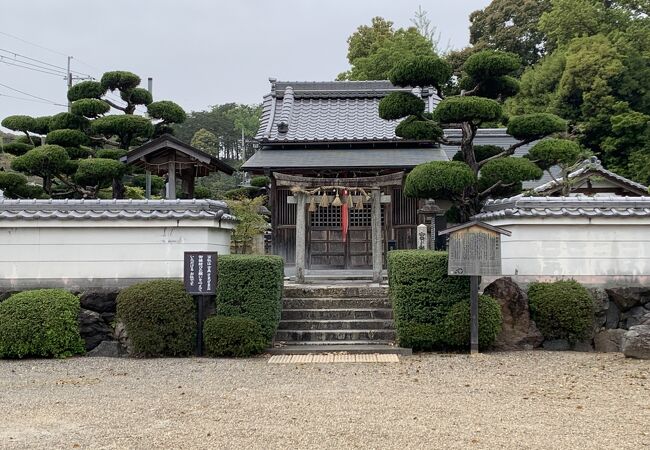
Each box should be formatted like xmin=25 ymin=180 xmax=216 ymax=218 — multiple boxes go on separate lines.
xmin=282 ymin=297 xmax=391 ymax=309
xmin=268 ymin=344 xmax=411 ymax=356
xmin=278 ymin=319 xmax=394 ymax=331
xmin=275 ymin=329 xmax=396 ymax=342
xmin=283 ymin=286 xmax=389 ymax=299
xmin=281 ymin=308 xmax=393 ymax=320
xmin=273 ymin=340 xmax=396 ymax=346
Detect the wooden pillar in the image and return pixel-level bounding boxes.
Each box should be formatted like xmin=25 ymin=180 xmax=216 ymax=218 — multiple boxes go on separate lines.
xmin=181 ymin=169 xmax=195 ymax=198
xmin=470 ymin=275 xmax=479 ymax=354
xmin=167 ymin=159 xmax=176 ymax=200
xmin=371 ymin=187 xmax=382 ymax=283
xmin=145 ymin=170 xmax=152 ymax=199
xmin=295 ymin=192 xmax=307 ymax=283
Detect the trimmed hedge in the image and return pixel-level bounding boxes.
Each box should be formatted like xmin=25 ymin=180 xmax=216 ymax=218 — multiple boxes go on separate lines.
xmin=388 ymin=251 xmax=470 ymax=349
xmin=443 ymin=295 xmax=502 ymax=350
xmin=116 ymin=280 xmax=196 ymax=357
xmin=528 ymin=280 xmax=593 ymax=343
xmin=203 ymin=315 xmax=266 ymax=357
xmin=0 ymin=289 xmax=85 ymax=358
xmin=396 ymin=322 xmax=441 ymax=352
xmin=216 ymin=255 xmax=284 ymax=343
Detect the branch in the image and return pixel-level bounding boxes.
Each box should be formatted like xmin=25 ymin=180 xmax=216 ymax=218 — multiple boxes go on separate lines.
xmin=478 ymin=138 xmax=536 ymax=168
xmin=480 ymin=181 xmax=517 ymax=198
xmin=479 ymin=181 xmax=502 ymax=198
xmin=460 ymin=82 xmax=481 ymax=97
xmin=439 ymin=137 xmax=462 ymax=146
xmin=89 ymin=136 xmax=120 ymax=147
xmin=103 ymin=98 xmax=126 ymax=112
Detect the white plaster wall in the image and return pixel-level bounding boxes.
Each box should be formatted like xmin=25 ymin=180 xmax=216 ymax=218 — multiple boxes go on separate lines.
xmin=483 ymin=217 xmax=650 ymax=287
xmin=0 ymin=219 xmax=234 ymax=289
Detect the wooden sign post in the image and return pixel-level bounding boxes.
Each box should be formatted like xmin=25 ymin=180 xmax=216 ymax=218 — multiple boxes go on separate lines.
xmin=439 ymin=221 xmax=511 ymax=354
xmin=184 ymin=251 xmax=218 ymax=356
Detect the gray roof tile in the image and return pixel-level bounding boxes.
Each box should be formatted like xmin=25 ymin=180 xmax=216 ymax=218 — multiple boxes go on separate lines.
xmin=242 ymin=147 xmax=448 ymax=170
xmin=0 ymin=199 xmax=235 ymax=221
xmin=255 ymin=80 xmax=439 ymax=142
xmin=474 ymin=196 xmax=650 ymax=220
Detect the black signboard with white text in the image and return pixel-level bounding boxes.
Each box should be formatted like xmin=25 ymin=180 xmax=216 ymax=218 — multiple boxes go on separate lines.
xmin=184 ymin=252 xmax=217 ymax=295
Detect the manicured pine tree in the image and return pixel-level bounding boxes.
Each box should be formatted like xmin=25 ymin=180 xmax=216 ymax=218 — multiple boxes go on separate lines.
xmin=1 ymin=71 xmax=187 ymax=198
xmin=379 ymin=50 xmax=576 ymax=220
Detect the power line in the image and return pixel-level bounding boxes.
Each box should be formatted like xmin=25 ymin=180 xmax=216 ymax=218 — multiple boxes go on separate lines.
xmin=0 ymin=58 xmax=63 ymax=77
xmin=0 ymin=30 xmax=67 ymax=57
xmin=0 ymin=54 xmax=66 ymax=76
xmin=0 ymin=48 xmax=94 ymax=78
xmin=0 ymin=92 xmax=66 ymax=107
xmin=0 ymin=82 xmax=66 ymax=107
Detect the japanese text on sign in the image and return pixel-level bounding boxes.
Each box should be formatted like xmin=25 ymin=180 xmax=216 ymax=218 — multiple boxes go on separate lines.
xmin=184 ymin=252 xmax=218 ymax=294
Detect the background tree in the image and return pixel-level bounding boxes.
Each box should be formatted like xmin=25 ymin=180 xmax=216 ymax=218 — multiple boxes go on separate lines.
xmin=379 ymin=50 xmax=573 ymax=220
xmin=1 ymin=70 xmax=187 ymax=198
xmin=337 ymin=17 xmax=434 ymax=81
xmin=190 ymin=128 xmax=219 ymax=155
xmin=173 ymin=103 xmax=261 ymax=161
xmin=507 ymin=0 xmax=650 ymax=183
xmin=469 ymin=0 xmax=552 ymax=66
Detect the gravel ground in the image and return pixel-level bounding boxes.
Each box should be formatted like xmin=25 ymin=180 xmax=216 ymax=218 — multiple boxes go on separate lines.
xmin=0 ymin=351 xmax=648 ymax=449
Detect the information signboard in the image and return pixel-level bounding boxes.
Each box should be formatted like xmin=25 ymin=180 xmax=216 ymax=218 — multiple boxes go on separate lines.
xmin=448 ymin=227 xmax=503 ymax=276
xmin=184 ymin=252 xmax=217 ymax=295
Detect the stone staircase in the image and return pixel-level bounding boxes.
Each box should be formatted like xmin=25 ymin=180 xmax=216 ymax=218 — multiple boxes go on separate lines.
xmin=271 ymin=284 xmax=410 ymax=355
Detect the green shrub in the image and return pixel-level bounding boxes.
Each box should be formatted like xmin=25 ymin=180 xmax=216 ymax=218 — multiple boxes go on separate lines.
xmin=396 ymin=322 xmax=442 ymax=352
xmin=388 ymin=251 xmax=470 ymax=349
xmin=404 ymin=161 xmax=476 ymax=199
xmin=203 ymin=315 xmax=267 ymax=357
xmin=507 ymin=113 xmax=567 ymax=140
xmin=224 ymin=186 xmax=261 ymax=199
xmin=527 ymin=280 xmax=593 ymax=343
xmin=442 ymin=295 xmax=502 ymax=350
xmin=435 ymin=96 xmax=503 ymax=124
xmin=2 ymin=142 xmax=33 ymax=156
xmin=0 ymin=289 xmax=85 ymax=358
xmin=395 ymin=116 xmax=443 ymax=141
xmin=378 ymin=91 xmax=425 ymax=121
xmin=216 ymin=255 xmax=284 ymax=342
xmin=250 ymin=176 xmax=270 ymax=188
xmin=116 ymin=280 xmax=196 ymax=356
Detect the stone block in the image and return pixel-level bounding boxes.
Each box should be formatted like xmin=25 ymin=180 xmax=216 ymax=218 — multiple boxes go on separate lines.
xmin=483 ymin=277 xmax=544 ymax=350
xmin=605 ymin=302 xmax=621 ymax=329
xmin=606 ymin=287 xmax=650 ymax=311
xmin=79 ymin=289 xmax=119 ymax=313
xmin=594 ymin=329 xmax=626 ymax=353
xmin=622 ymin=325 xmax=650 ymax=359
xmin=78 ymin=308 xmax=114 ymax=351
xmin=86 ymin=341 xmax=125 ymax=357
xmin=543 ymin=339 xmax=570 ymax=351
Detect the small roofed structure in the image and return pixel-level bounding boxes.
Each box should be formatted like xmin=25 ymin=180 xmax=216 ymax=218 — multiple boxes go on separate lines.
xmin=123 ymin=134 xmax=234 ymax=199
xmin=530 ymin=157 xmax=648 ymax=197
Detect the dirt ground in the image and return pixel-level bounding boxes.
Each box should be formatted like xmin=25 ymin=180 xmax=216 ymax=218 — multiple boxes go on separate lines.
xmin=0 ymin=351 xmax=648 ymax=449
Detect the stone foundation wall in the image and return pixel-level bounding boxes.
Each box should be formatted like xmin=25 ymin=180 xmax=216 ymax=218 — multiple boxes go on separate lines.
xmin=483 ymin=278 xmax=650 ymax=358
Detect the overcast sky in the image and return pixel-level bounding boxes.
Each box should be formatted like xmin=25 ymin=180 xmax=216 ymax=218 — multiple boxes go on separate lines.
xmin=0 ymin=0 xmax=491 ymax=131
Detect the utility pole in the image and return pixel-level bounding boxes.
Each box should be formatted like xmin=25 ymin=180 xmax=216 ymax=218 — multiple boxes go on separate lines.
xmin=145 ymin=77 xmax=153 ymax=199
xmin=66 ymin=56 xmax=73 ymax=112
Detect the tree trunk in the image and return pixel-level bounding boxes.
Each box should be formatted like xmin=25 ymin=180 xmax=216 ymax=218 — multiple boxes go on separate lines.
xmin=112 ymin=178 xmax=125 ymax=199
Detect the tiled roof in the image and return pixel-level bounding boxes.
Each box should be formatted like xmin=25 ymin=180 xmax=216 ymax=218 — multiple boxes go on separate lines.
xmin=474 ymin=196 xmax=650 ymax=220
xmin=441 ymin=128 xmax=538 ymax=159
xmin=256 ymin=79 xmax=440 ymax=143
xmin=241 ymin=147 xmax=449 ymax=170
xmin=0 ymin=199 xmax=235 ymax=221
xmin=531 ymin=157 xmax=648 ymax=195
